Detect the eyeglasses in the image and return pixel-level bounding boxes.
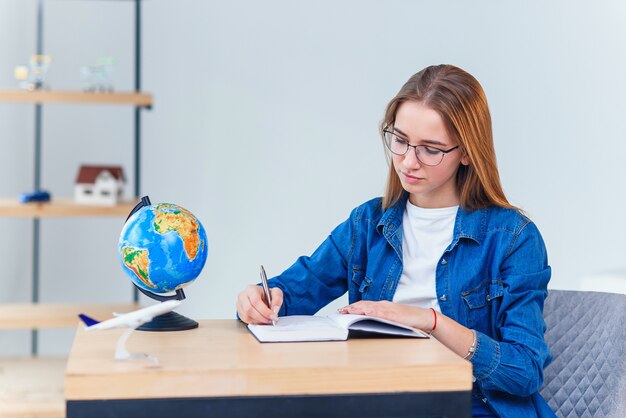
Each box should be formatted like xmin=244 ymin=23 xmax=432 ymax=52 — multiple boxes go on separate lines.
xmin=383 ymin=129 xmax=460 ymax=167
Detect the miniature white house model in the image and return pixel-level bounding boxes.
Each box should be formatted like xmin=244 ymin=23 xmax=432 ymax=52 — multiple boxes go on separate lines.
xmin=74 ymin=165 xmax=125 ymax=205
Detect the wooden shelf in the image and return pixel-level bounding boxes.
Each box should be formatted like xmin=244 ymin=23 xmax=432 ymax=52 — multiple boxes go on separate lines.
xmin=0 ymin=89 xmax=152 ymax=107
xmin=0 ymin=197 xmax=137 ymax=217
xmin=0 ymin=356 xmax=66 ymax=418
xmin=0 ymin=303 xmax=141 ymax=329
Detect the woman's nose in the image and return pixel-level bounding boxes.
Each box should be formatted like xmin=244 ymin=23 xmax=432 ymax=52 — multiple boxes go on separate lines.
xmin=403 ymin=147 xmax=422 ymax=168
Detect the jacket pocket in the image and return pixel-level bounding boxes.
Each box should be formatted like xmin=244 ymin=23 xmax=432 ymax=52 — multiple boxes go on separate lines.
xmin=349 ymin=266 xmax=370 ymax=301
xmin=462 ymin=279 xmax=503 ymax=329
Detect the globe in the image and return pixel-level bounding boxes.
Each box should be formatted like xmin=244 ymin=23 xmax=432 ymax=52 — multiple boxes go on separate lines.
xmin=118 ymin=202 xmax=208 ymax=295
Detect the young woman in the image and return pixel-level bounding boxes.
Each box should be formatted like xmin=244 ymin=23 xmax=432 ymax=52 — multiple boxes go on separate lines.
xmin=237 ymin=64 xmax=555 ymax=417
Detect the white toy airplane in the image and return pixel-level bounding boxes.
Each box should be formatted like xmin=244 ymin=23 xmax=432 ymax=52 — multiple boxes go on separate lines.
xmin=78 ymin=300 xmax=182 ymax=362
xmin=79 ymin=300 xmax=181 ymax=331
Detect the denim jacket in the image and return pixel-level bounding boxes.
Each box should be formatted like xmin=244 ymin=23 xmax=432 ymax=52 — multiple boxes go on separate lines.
xmin=269 ymin=193 xmax=556 ymax=417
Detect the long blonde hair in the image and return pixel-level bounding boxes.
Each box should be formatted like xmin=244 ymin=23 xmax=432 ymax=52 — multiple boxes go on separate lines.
xmin=380 ymin=64 xmax=517 ymax=212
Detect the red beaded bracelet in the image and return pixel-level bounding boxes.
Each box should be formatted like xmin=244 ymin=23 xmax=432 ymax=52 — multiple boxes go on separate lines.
xmin=429 ymin=308 xmax=437 ymax=334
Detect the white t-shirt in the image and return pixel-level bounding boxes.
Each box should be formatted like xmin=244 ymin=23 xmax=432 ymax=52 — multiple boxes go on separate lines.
xmin=392 ymin=200 xmax=458 ymax=311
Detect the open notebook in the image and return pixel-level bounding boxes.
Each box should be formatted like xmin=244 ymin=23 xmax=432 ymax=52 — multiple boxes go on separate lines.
xmin=247 ymin=313 xmax=429 ymax=342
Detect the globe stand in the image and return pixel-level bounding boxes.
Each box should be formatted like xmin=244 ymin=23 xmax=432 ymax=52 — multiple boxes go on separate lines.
xmin=125 ymin=195 xmax=199 ymax=332
xmin=134 ymin=287 xmax=199 ymax=331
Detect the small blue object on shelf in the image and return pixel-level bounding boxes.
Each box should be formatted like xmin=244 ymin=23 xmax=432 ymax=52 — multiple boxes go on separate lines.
xmin=19 ymin=190 xmax=51 ymax=203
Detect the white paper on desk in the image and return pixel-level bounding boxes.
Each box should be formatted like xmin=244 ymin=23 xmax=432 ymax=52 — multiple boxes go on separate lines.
xmin=328 ymin=313 xmax=429 ymax=338
xmin=248 ymin=315 xmax=348 ymax=342
xmin=247 ymin=314 xmax=428 ymax=343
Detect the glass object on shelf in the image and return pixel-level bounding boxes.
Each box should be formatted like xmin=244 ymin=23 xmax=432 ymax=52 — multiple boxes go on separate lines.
xmin=14 ymin=55 xmax=53 ymax=91
xmin=80 ymin=57 xmax=116 ymax=93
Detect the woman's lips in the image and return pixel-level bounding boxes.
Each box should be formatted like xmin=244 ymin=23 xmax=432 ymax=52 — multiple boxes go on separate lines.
xmin=402 ymin=172 xmax=424 ymax=184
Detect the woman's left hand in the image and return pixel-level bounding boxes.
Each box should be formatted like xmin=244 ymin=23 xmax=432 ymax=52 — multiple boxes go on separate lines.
xmin=338 ymin=300 xmax=434 ymax=332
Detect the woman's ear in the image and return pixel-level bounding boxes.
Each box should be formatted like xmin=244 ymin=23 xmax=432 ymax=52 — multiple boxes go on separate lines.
xmin=461 ymin=151 xmax=470 ymax=166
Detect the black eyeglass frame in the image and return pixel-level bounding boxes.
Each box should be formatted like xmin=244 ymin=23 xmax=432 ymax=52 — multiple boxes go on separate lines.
xmin=382 ymin=129 xmax=460 ymax=167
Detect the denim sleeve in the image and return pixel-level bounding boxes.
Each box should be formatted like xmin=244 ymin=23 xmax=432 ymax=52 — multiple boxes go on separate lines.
xmin=470 ymin=221 xmax=552 ymax=397
xmin=268 ymin=206 xmax=359 ymax=317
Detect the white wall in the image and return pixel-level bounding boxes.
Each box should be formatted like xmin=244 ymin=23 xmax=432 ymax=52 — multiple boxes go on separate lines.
xmin=1 ymin=0 xmax=625 ymax=355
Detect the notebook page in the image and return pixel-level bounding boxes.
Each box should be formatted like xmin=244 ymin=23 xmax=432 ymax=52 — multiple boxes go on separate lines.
xmin=327 ymin=313 xmax=428 ymax=338
xmin=247 ymin=315 xmax=348 ymax=342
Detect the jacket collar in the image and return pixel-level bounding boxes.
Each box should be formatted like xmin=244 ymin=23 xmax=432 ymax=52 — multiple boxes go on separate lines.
xmin=377 ymin=193 xmax=408 ymax=239
xmin=453 ymin=205 xmax=486 ymax=245
xmin=377 ymin=192 xmax=487 ymax=245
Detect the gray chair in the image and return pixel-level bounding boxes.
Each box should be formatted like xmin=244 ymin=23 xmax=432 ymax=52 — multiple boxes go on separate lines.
xmin=540 ymin=290 xmax=626 ymax=418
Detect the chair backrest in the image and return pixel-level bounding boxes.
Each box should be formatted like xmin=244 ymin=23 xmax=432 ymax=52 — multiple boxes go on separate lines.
xmin=540 ymin=289 xmax=626 ymax=418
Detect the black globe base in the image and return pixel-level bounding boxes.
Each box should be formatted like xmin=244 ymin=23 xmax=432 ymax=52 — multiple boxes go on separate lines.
xmin=136 ymin=311 xmax=199 ymax=332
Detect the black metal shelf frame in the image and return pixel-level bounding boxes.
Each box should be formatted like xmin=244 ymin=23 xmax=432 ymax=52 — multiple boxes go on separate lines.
xmin=29 ymin=0 xmax=145 ymax=355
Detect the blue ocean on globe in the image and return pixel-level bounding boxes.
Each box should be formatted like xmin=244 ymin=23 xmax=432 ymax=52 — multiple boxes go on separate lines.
xmin=118 ymin=203 xmax=208 ymax=294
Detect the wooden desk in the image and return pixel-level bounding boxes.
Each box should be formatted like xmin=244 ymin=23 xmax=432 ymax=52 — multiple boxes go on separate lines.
xmin=65 ymin=320 xmax=472 ymax=418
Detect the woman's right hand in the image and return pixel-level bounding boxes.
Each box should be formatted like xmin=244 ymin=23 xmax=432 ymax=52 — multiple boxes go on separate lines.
xmin=236 ymin=284 xmax=283 ymax=324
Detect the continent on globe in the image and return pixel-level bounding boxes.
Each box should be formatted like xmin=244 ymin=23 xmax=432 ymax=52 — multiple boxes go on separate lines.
xmin=153 ymin=204 xmax=204 ymax=261
xmin=121 ymin=247 xmax=157 ymax=289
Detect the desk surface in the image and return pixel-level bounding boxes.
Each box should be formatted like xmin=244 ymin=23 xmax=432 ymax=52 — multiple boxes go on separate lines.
xmin=65 ymin=319 xmax=472 ymax=401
